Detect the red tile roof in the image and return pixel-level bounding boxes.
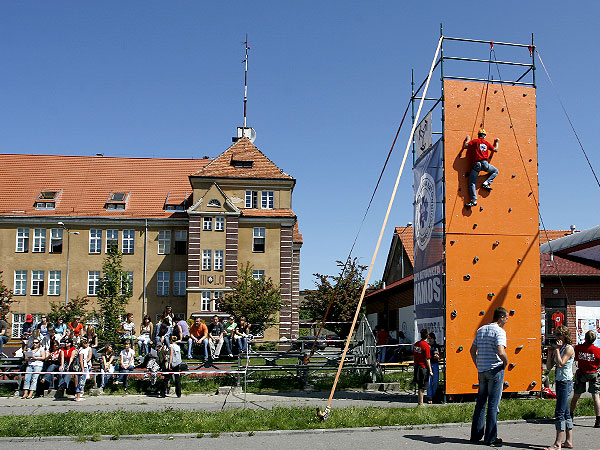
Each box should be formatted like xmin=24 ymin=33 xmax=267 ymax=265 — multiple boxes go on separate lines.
xmin=540 ymin=253 xmax=600 ymax=276
xmin=191 ymin=138 xmax=293 ymax=180
xmin=395 ymin=226 xmax=414 ymax=265
xmin=539 ymin=230 xmax=575 ymax=244
xmin=241 ymin=209 xmax=296 ymax=218
xmin=293 ymin=222 xmax=303 ymax=244
xmin=365 ymin=275 xmax=414 ymax=299
xmin=0 ymin=154 xmax=211 ymax=219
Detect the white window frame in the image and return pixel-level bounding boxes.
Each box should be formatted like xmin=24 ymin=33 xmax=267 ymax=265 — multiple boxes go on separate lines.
xmin=89 ymin=229 xmax=102 ymax=254
xmin=32 ymin=228 xmax=46 ymax=253
xmin=49 ymin=228 xmax=63 ymax=253
xmin=202 ymin=250 xmax=212 ymax=271
xmin=245 ymin=190 xmax=258 ymax=208
xmin=122 ymin=229 xmax=135 ymax=254
xmin=31 ymin=270 xmax=44 ymax=295
xmin=14 ymin=270 xmax=27 ymax=296
xmin=157 ymin=271 xmax=170 ymax=296
xmin=253 ymin=227 xmax=266 ymax=253
xmin=253 ymin=270 xmax=265 ymax=280
xmin=213 ymin=291 xmax=223 ymax=312
xmin=16 ymin=228 xmax=29 ymax=253
xmin=201 ymin=291 xmax=211 ymax=312
xmin=214 ymin=250 xmax=224 ymax=271
xmin=158 ymin=230 xmax=171 ymax=255
xmin=261 ymin=191 xmax=274 ymax=209
xmin=174 ymin=271 xmax=186 ymax=296
xmin=48 ymin=270 xmax=61 ymax=296
xmin=106 ymin=229 xmax=118 ymax=252
xmin=215 ymin=217 xmax=225 ymax=231
xmin=203 ymin=217 xmax=212 ymax=231
xmin=87 ymin=271 xmax=101 ymax=296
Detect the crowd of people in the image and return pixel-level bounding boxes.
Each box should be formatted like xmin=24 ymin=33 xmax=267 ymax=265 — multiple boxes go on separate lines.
xmin=5 ymin=306 xmax=253 ymax=400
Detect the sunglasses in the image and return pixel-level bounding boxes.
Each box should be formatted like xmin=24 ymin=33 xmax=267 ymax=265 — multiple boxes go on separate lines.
xmin=33 ymin=341 xmax=40 ymax=344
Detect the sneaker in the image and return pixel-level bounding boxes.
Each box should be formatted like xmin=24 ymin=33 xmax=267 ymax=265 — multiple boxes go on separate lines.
xmin=486 ymin=438 xmax=503 ymax=447
xmin=594 ymin=418 xmax=600 ymax=428
xmin=466 ymin=200 xmax=477 ymax=207
xmin=482 ymin=182 xmax=493 ymax=190
xmin=228 ymin=354 xmax=233 ymax=358
xmin=114 ymin=381 xmax=120 ymax=385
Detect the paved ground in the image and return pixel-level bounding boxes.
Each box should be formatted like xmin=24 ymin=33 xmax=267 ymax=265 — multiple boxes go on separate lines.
xmin=0 ymin=389 xmax=418 ymax=415
xmin=1 ymin=417 xmax=598 ymax=449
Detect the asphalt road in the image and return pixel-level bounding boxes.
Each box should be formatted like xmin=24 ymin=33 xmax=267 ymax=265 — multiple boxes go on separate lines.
xmin=1 ymin=417 xmax=598 ymax=450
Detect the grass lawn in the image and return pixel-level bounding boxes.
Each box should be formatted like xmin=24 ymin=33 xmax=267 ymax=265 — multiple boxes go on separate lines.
xmin=0 ymin=398 xmax=595 ymax=438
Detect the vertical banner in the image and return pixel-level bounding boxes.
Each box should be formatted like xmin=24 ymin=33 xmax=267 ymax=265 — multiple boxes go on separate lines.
xmin=415 ymin=112 xmax=433 ymax=160
xmin=413 ymin=138 xmax=444 ymax=337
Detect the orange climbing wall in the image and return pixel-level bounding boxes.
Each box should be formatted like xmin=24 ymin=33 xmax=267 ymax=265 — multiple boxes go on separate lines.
xmin=443 ymin=79 xmax=541 ymax=395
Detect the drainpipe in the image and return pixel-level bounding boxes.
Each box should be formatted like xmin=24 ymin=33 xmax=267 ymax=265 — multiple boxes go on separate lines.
xmin=143 ymin=219 xmax=148 ymax=316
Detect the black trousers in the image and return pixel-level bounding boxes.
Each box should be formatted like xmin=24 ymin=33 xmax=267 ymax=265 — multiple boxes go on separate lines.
xmin=161 ymin=364 xmax=181 ymax=397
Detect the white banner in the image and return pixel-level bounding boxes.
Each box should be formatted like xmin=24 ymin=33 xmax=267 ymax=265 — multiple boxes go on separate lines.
xmin=415 ymin=112 xmax=432 ymax=159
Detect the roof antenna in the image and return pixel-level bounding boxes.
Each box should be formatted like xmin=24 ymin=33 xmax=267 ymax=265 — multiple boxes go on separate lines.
xmin=234 ymin=34 xmax=256 ymax=143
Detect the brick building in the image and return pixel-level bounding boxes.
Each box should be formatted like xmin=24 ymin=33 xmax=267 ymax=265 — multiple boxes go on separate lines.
xmin=0 ymin=132 xmax=302 ymax=339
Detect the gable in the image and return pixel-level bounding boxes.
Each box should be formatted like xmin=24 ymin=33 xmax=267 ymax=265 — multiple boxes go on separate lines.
xmin=188 ymin=182 xmax=240 ymax=215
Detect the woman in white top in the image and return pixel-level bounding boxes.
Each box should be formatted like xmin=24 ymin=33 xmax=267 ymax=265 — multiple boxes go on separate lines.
xmin=137 ymin=315 xmax=153 ymax=356
xmin=160 ymin=335 xmax=182 ymax=398
xmin=118 ymin=313 xmax=136 ymax=346
xmin=22 ymin=338 xmax=46 ymax=399
xmin=117 ymin=341 xmax=136 ymax=391
xmin=75 ymin=337 xmax=93 ymax=401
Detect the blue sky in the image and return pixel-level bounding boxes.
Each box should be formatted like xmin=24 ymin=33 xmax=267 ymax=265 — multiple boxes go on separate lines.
xmin=1 ymin=1 xmax=598 ymax=289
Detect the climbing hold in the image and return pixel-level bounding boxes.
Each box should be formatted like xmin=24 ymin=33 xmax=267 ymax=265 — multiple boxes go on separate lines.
xmin=509 ymin=310 xmax=515 ymax=316
xmin=509 ymin=363 xmax=516 ymax=368
xmin=508 ymin=208 xmax=512 ymax=212
xmin=473 ymin=383 xmax=479 ymax=388
xmin=523 ymin=93 xmax=527 ymax=97
xmin=479 ymin=206 xmax=484 ymax=211
xmin=458 ymin=345 xmax=463 ymax=352
xmin=516 ymin=345 xmax=524 ymax=350
xmin=464 ymin=87 xmax=468 ymax=91
xmin=463 ymin=274 xmax=471 ymax=281
xmin=473 ymin=223 xmax=478 ymax=229
xmin=450 ymin=240 xmax=456 ymax=245
xmin=451 ymin=309 xmax=458 ymax=318
xmin=494 ymin=90 xmax=498 ymax=94
xmin=512 ymin=174 xmax=516 ymax=178
xmin=530 ymin=381 xmax=537 ymax=387
xmin=501 ymin=107 xmax=505 ymax=112
xmin=517 ymin=293 xmax=522 ymax=299
xmin=493 ymin=241 xmax=500 ymax=247
xmin=457 ymin=104 xmax=461 ymax=107
xmin=479 ymin=310 xmax=485 ymax=316
xmin=517 ymin=258 xmax=522 ymax=264
xmin=486 ymin=106 xmax=490 ymax=111
xmin=529 ymin=158 xmax=532 ymax=162
xmin=473 ymin=256 xmax=479 ymax=263
xmin=488 ymin=293 xmax=495 ymax=298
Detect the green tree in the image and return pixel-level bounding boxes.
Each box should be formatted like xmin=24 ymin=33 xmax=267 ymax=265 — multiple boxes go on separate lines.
xmin=0 ymin=271 xmax=14 ymax=322
xmin=48 ymin=296 xmax=91 ymax=326
xmin=97 ymin=246 xmax=132 ymax=343
xmin=300 ymin=258 xmax=367 ymax=338
xmin=216 ymin=263 xmax=283 ymax=334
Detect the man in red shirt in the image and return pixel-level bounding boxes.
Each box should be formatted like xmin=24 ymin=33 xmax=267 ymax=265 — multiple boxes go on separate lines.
xmin=68 ymin=316 xmax=84 ymax=342
xmin=462 ymin=129 xmax=500 ymax=208
xmin=413 ymin=328 xmax=433 ymax=406
xmin=570 ymin=330 xmax=600 ymax=427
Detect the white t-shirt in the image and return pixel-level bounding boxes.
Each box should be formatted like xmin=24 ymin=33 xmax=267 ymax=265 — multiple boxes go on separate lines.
xmin=79 ymin=346 xmax=92 ymax=369
xmin=120 ymin=348 xmax=135 ymax=367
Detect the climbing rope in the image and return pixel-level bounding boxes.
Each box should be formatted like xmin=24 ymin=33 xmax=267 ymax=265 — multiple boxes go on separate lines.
xmin=318 ymin=35 xmax=443 ymax=420
xmin=471 ymin=42 xmax=494 ymax=136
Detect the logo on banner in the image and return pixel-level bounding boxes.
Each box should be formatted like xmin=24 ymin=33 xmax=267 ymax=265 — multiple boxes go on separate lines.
xmin=415 ymin=172 xmax=436 ymax=251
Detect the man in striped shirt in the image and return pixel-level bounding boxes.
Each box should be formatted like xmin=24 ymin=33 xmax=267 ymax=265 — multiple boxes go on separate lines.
xmin=470 ymin=307 xmax=509 ymax=447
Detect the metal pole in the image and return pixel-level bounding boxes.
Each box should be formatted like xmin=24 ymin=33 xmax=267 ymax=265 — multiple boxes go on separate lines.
xmin=243 ymin=34 xmax=249 ymax=128
xmin=65 ymin=230 xmax=70 ymax=306
xmin=443 ymin=36 xmax=532 ymax=48
xmin=531 ymin=33 xmax=536 ymax=88
xmin=411 ymin=69 xmax=415 ymax=165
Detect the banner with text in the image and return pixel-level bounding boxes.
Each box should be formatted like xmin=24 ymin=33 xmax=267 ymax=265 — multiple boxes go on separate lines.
xmin=413 ymin=138 xmax=444 ymax=338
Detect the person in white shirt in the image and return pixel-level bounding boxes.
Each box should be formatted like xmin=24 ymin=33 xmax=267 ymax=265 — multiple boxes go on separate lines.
xmin=75 ymin=338 xmax=93 ymax=402
xmin=117 ymin=341 xmax=136 ymax=391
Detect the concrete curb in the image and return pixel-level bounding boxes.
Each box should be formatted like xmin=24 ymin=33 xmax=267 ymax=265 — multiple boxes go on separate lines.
xmin=0 ymin=417 xmax=593 ymax=443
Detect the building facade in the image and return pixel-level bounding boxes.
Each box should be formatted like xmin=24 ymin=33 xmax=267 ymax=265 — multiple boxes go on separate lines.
xmin=0 ymin=136 xmax=302 ymax=339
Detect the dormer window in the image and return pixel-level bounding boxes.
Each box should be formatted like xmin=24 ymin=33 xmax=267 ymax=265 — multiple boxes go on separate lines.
xmin=231 ymin=160 xmax=253 ymax=168
xmin=34 ymin=190 xmax=60 ymax=209
xmin=163 ymin=192 xmax=189 ymax=211
xmin=165 ymin=204 xmax=185 ymax=211
xmin=207 ymin=199 xmax=221 ymax=208
xmin=105 ymin=192 xmax=129 ymax=210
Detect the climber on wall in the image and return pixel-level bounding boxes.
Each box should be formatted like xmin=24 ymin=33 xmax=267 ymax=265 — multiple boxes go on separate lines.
xmin=462 ymin=129 xmax=499 ymax=208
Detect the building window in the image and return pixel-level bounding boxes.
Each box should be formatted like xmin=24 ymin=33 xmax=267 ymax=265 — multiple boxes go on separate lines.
xmin=253 ymin=270 xmax=265 ymax=280
xmin=214 ymin=250 xmax=224 ymax=271
xmin=253 ymin=227 xmax=265 ymax=252
xmin=122 ymin=230 xmax=135 ymax=254
xmin=105 ymin=192 xmax=128 ymax=210
xmin=16 ymin=228 xmax=29 ymax=253
xmin=50 ymin=228 xmax=63 ymax=253
xmin=215 ymin=217 xmax=225 ymax=231
xmin=174 ymin=230 xmax=187 ymax=255
xmin=14 ymin=271 xmax=27 ymax=296
xmin=106 ymin=229 xmax=118 ymax=252
xmin=245 ymin=190 xmax=258 ymax=208
xmin=261 ymin=191 xmax=274 ymax=209
xmin=87 ymin=271 xmax=100 ymax=296
xmin=121 ymin=271 xmax=133 ymax=296
xmin=48 ymin=270 xmax=61 ymax=296
xmin=33 ymin=228 xmax=46 ymax=253
xmin=201 ymin=291 xmax=211 ymax=312
xmin=158 ymin=230 xmax=171 ymax=255
xmin=12 ymin=313 xmax=25 ymax=338
xmin=89 ymin=229 xmax=102 ymax=254
xmin=207 ymin=199 xmax=221 ymax=207
xmin=35 ymin=190 xmax=58 ymax=209
xmin=213 ymin=291 xmax=223 ymax=312
xmin=203 ymin=217 xmax=212 ymax=231
xmin=174 ymin=272 xmax=186 ymax=296
xmin=157 ymin=271 xmax=170 ymax=296
xmin=202 ymin=250 xmax=212 ymax=271
xmin=31 ymin=270 xmax=44 ymax=295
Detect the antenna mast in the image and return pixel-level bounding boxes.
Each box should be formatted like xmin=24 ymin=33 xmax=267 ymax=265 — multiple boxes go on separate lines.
xmin=243 ymin=34 xmax=250 ymax=128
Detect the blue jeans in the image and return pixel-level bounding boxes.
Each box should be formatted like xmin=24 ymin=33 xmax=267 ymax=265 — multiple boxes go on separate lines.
xmin=24 ymin=365 xmax=41 ymax=391
xmin=189 ymin=338 xmax=209 ymax=359
xmin=471 ymin=365 xmax=504 ymax=444
xmin=236 ymin=336 xmax=248 ymax=353
xmin=427 ymin=362 xmax=439 ymax=399
xmin=469 ymin=160 xmax=498 ymax=201
xmin=0 ymin=335 xmax=8 ymax=355
xmin=555 ymin=380 xmax=574 ymax=431
xmin=76 ymin=367 xmax=89 ymax=393
xmin=58 ymin=364 xmax=71 ymax=389
xmin=118 ymin=364 xmax=135 ymax=388
xmin=44 ymin=363 xmax=59 ymax=389
xmin=224 ymin=336 xmax=234 ymax=355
